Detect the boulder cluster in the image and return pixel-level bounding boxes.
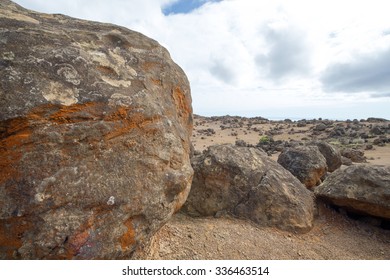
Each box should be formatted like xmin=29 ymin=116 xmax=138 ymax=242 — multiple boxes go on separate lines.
xmin=184 ymin=141 xmax=389 ymax=232
xmin=183 ymin=144 xmax=315 ymax=232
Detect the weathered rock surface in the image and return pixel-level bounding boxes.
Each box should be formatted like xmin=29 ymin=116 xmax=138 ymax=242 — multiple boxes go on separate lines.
xmin=315 ymin=165 xmax=390 ymax=219
xmin=311 ymin=141 xmax=342 ymax=172
xmin=277 ymin=146 xmax=328 ymax=188
xmin=0 ymin=0 xmax=193 ymax=259
xmin=183 ymin=144 xmax=315 ymax=232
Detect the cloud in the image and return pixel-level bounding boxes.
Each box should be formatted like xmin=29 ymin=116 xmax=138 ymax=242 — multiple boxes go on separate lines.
xmin=382 ymin=29 xmax=390 ymax=36
xmin=371 ymin=92 xmax=390 ymax=98
xmin=11 ymin=0 xmax=390 ymax=119
xmin=321 ymin=47 xmax=390 ymax=93
xmin=209 ymin=58 xmax=239 ymax=85
xmin=256 ymin=25 xmax=311 ymax=81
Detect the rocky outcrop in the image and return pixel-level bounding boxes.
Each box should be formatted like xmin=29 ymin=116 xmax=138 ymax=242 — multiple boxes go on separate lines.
xmin=183 ymin=144 xmax=315 ymax=232
xmin=277 ymin=146 xmax=327 ymax=188
xmin=0 ymin=0 xmax=193 ymax=259
xmin=315 ymin=165 xmax=390 ymax=219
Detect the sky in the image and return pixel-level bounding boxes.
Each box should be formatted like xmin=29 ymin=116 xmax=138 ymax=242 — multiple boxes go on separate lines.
xmin=12 ymin=0 xmax=390 ymax=120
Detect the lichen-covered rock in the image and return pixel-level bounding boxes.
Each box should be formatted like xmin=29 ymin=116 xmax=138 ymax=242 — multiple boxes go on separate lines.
xmin=183 ymin=144 xmax=315 ymax=233
xmin=0 ymin=0 xmax=192 ymax=259
xmin=277 ymin=146 xmax=327 ymax=188
xmin=315 ymin=165 xmax=390 ymax=219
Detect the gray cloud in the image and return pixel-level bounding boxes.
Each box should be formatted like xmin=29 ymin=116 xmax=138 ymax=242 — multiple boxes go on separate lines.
xmin=210 ymin=59 xmax=236 ymax=84
xmin=256 ymin=26 xmax=310 ymax=81
xmin=371 ymin=92 xmax=390 ymax=98
xmin=321 ymin=48 xmax=390 ymax=93
xmin=382 ymin=29 xmax=390 ymax=36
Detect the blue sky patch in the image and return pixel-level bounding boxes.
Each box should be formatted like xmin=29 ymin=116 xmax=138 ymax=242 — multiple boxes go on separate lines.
xmin=163 ymin=0 xmax=222 ymax=15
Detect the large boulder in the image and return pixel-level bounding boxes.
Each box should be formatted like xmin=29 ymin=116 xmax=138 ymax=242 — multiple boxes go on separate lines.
xmin=315 ymin=165 xmax=390 ymax=219
xmin=183 ymin=144 xmax=315 ymax=233
xmin=310 ymin=141 xmax=342 ymax=172
xmin=277 ymin=146 xmax=327 ymax=188
xmin=0 ymin=1 xmax=193 ymax=259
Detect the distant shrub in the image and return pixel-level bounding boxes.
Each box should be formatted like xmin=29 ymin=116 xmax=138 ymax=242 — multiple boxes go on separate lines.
xmin=259 ymin=135 xmax=272 ymax=145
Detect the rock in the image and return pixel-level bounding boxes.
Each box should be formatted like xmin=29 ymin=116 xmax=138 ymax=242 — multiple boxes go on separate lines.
xmin=341 ymin=156 xmax=353 ymax=166
xmin=277 ymin=146 xmax=328 ymax=188
xmin=315 ymin=165 xmax=390 ymax=219
xmin=197 ymin=128 xmax=215 ymax=136
xmin=0 ymin=1 xmax=193 ymax=259
xmin=373 ymin=136 xmax=388 ymax=146
xmin=340 ymin=148 xmax=366 ymax=163
xmin=329 ymin=126 xmax=346 ymax=137
xmin=360 ymin=132 xmax=369 ymax=139
xmin=370 ymin=126 xmax=384 ymax=135
xmin=235 ymin=139 xmax=248 ymax=147
xmin=313 ymin=123 xmax=327 ymax=131
xmin=310 ymin=141 xmax=342 ymax=172
xmin=366 ymin=117 xmax=388 ymax=122
xmin=365 ymin=144 xmax=374 ymax=150
xmin=183 ymin=144 xmax=315 ymax=233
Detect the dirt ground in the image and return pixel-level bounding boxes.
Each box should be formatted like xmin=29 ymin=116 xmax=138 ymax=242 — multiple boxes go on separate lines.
xmin=146 ymin=207 xmax=389 ymax=260
xmin=145 ymin=115 xmax=390 ymax=260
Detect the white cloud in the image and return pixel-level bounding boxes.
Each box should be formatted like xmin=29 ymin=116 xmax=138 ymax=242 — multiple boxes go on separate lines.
xmin=12 ymin=0 xmax=390 ymax=119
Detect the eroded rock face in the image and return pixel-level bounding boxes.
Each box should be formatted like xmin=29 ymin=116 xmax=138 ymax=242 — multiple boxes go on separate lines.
xmin=277 ymin=146 xmax=327 ymax=189
xmin=315 ymin=165 xmax=390 ymax=219
xmin=183 ymin=144 xmax=315 ymax=233
xmin=0 ymin=0 xmax=193 ymax=259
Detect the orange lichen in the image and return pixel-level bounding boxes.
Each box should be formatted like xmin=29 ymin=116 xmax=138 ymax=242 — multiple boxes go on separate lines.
xmin=68 ymin=231 xmax=90 ymax=253
xmin=172 ymin=87 xmax=192 ymax=122
xmin=0 ymin=118 xmax=32 ymax=184
xmin=1 ymin=102 xmax=164 ymax=185
xmin=141 ymin=61 xmax=161 ymax=72
xmin=151 ymin=78 xmax=162 ymax=86
xmin=1 ymin=103 xmax=106 ymax=184
xmin=62 ymin=216 xmax=95 ymax=259
xmin=119 ymin=218 xmax=136 ymax=250
xmin=47 ymin=102 xmax=106 ymax=124
xmin=103 ymin=107 xmax=161 ymax=141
